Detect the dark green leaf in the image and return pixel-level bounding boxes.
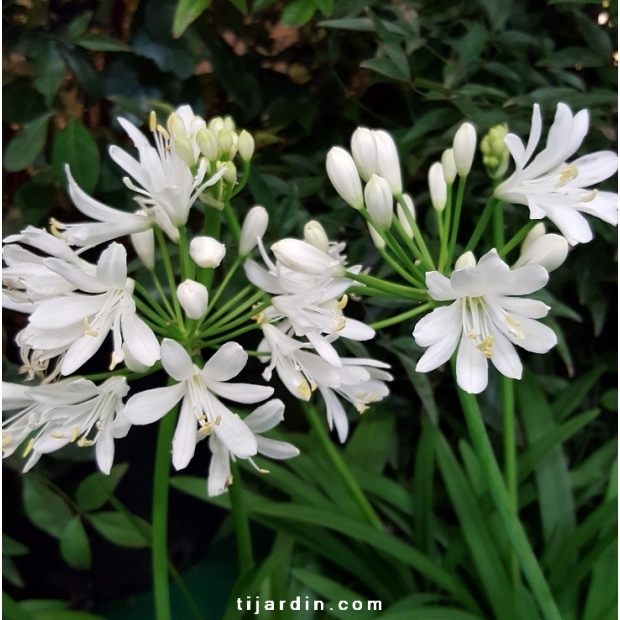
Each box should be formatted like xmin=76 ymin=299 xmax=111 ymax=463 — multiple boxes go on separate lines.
xmin=228 ymin=0 xmax=248 ymax=12
xmin=66 ymin=12 xmax=93 ymax=39
xmin=318 ymin=18 xmax=405 ymax=33
xmin=346 ymin=409 xmax=394 ymax=474
xmin=2 ymin=79 xmax=47 ymax=124
xmin=478 ymin=0 xmax=513 ymax=31
xmin=14 ymin=180 xmax=55 ymax=226
xmin=281 ymin=0 xmax=316 ymax=26
xmin=88 ymin=511 xmax=149 ymax=547
xmin=75 ymin=34 xmax=132 ymax=52
xmin=4 ymin=115 xmax=50 ymax=172
xmin=23 ymin=476 xmax=74 ymax=539
xmin=59 ymin=516 xmax=92 ymax=570
xmin=172 ymin=0 xmax=212 ymax=38
xmin=360 ymin=57 xmax=410 ymax=83
xmin=76 ymin=464 xmax=130 ymax=511
xmin=600 ymin=389 xmax=618 ymax=411
xmin=313 ymin=0 xmax=333 ymax=18
xmin=51 ymin=118 xmax=100 ymax=193
xmin=3 ymin=534 xmax=29 ymax=556
xmin=32 ymin=40 xmax=66 ymax=107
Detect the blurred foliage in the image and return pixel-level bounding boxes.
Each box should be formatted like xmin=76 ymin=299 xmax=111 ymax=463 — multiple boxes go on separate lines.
xmin=2 ymin=0 xmax=617 ymax=617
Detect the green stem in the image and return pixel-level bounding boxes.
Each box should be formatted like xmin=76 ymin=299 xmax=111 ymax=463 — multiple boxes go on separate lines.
xmin=438 ymin=184 xmax=453 ymax=272
xmin=502 ymin=376 xmax=520 ymax=590
xmin=133 ymin=298 xmax=172 ymax=332
xmin=464 ymin=197 xmax=498 ymax=255
xmin=206 ymin=256 xmax=242 ymax=314
xmin=380 ymin=247 xmax=424 ymax=287
xmin=155 ymin=228 xmax=184 ymax=331
xmin=446 ymin=176 xmax=467 ymax=270
xmin=202 ymin=300 xmax=270 ymax=337
xmin=133 ymin=281 xmax=173 ymax=323
xmin=151 ymin=271 xmax=176 ymax=319
xmin=396 ymin=194 xmax=435 ymax=270
xmin=499 ymin=221 xmax=537 ymax=258
xmin=178 ymin=226 xmax=195 ymax=282
xmin=229 ymin=460 xmax=254 ymax=574
xmin=152 ymin=403 xmax=179 ymax=620
xmin=204 ymin=286 xmax=256 ymax=326
xmin=345 ymin=272 xmax=426 ymax=300
xmin=493 ymin=196 xmax=505 ymax=249
xmin=455 ymin=382 xmax=562 ymax=620
xmin=224 ymin=200 xmax=242 ymax=244
xmin=199 ymin=208 xmax=222 ymax=289
xmin=231 ymin=160 xmax=251 ymax=197
xmin=301 ymin=401 xmax=383 ymax=530
xmin=391 ymin=214 xmax=426 ymax=270
xmin=200 ymin=323 xmax=260 ymax=347
xmin=370 ymin=302 xmax=432 ymax=330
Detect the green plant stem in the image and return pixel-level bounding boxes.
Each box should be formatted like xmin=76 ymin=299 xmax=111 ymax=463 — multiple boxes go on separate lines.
xmin=455 ymin=382 xmax=563 ymax=620
xmin=390 ymin=215 xmax=428 ymax=281
xmin=178 ymin=226 xmax=195 ymax=281
xmin=370 ymin=302 xmax=432 ymax=330
xmin=152 ymin=403 xmax=179 ymax=620
xmin=396 ymin=194 xmax=435 ymax=270
xmin=301 ymin=401 xmax=383 ymax=530
xmin=207 ymin=291 xmax=266 ymax=331
xmin=132 ymin=298 xmax=171 ymax=331
xmin=206 ymin=256 xmax=242 ymax=314
xmin=133 ymin=280 xmax=173 ymax=323
xmin=103 ymin=486 xmax=205 ymax=620
xmin=464 ymin=197 xmax=498 ymax=255
xmin=204 ymin=285 xmax=255 ymax=325
xmin=379 ymin=247 xmax=423 ymax=287
xmin=229 ymin=460 xmax=254 ymax=574
xmin=446 ymin=176 xmax=467 ymax=270
xmin=199 ymin=207 xmax=222 ymax=289
xmin=499 ymin=221 xmax=537 ymax=258
xmin=438 ymin=184 xmax=453 ymax=272
xmin=345 ymin=272 xmax=426 ymax=299
xmin=493 ymin=195 xmax=505 ymax=248
xmin=224 ymin=200 xmax=242 ymax=243
xmin=151 ymin=271 xmax=177 ymax=319
xmin=199 ymin=323 xmax=260 ymax=347
xmin=502 ymin=376 xmax=520 ymax=590
xmin=202 ymin=300 xmax=270 ymax=337
xmin=231 ymin=160 xmax=251 ymax=197
xmin=155 ymin=228 xmax=184 ymax=330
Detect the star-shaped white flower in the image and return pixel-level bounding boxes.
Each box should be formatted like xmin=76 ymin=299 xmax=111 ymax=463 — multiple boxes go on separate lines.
xmin=413 ymin=250 xmax=557 ymax=394
xmin=495 ymin=103 xmax=618 ymax=245
xmin=207 ymin=399 xmax=299 ymax=496
xmin=123 ymin=339 xmax=274 ymax=471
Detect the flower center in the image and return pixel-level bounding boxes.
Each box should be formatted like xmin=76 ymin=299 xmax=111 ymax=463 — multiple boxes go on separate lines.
xmin=555 ymin=164 xmax=579 ymax=188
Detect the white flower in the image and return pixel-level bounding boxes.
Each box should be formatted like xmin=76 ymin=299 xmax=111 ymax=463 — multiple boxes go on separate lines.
xmin=441 ymin=149 xmax=457 ymax=184
xmin=326 ymin=147 xmax=364 ymax=210
xmin=374 ymin=130 xmax=403 ymax=196
xmin=3 ymin=377 xmax=130 ymax=474
xmin=453 ymin=123 xmax=477 ymax=177
xmin=23 ymin=243 xmax=160 ymax=376
xmin=495 ymin=103 xmax=618 ymax=245
xmin=271 ymin=239 xmax=344 ymax=277
xmin=189 ymin=236 xmax=226 ymax=268
xmin=396 ymin=194 xmax=416 ymax=238
xmin=177 ymin=280 xmax=209 ymax=320
xmin=513 ymin=225 xmax=568 ymax=272
xmin=238 ymin=130 xmax=255 ymax=161
xmin=413 ymin=249 xmax=557 ymax=394
xmin=303 ymin=221 xmax=330 ymax=253
xmin=351 ymin=128 xmax=378 ymax=182
xmin=207 ymin=399 xmax=299 ymax=496
xmin=239 ymin=206 xmax=269 ymax=256
xmin=123 ymin=340 xmax=273 ymax=470
xmin=364 ymin=174 xmax=393 ymax=230
xmin=428 ymin=162 xmax=447 ymax=212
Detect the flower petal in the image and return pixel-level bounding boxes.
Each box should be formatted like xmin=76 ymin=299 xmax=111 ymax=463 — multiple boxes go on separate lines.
xmin=455 ymin=333 xmax=488 ymax=394
xmin=488 ymin=324 xmax=522 ymax=380
xmin=161 ymin=339 xmax=196 ymax=381
xmin=256 ymin=436 xmax=300 ymax=459
xmin=207 ymin=381 xmax=274 ymax=404
xmin=123 ymin=383 xmax=186 ymax=425
xmin=209 ymin=397 xmax=258 ymax=458
xmin=207 ymin=436 xmax=231 ymax=497
xmin=172 ymin=396 xmax=197 ymax=470
xmin=30 ymin=295 xmax=105 ymax=329
xmin=426 ymin=271 xmax=456 ymax=301
xmin=244 ymin=399 xmax=285 ymax=433
xmin=202 ymin=341 xmax=248 ymax=382
xmin=509 ymin=317 xmax=557 ymax=354
xmin=122 ymin=313 xmax=161 ymax=367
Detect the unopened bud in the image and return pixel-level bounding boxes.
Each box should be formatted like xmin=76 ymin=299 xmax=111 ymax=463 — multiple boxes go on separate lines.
xmin=480 ymin=124 xmax=510 ymax=178
xmin=368 ymin=223 xmax=385 ymax=250
xmin=521 ymin=223 xmax=547 ymax=253
xmin=271 ymin=239 xmax=340 ymax=276
xmin=326 ymin=147 xmax=364 ymax=210
xmin=304 ymin=221 xmax=330 ymax=253
xmin=208 ymin=117 xmax=224 ymax=135
xmin=513 ymin=233 xmax=568 ymax=272
xmin=453 ymin=123 xmax=477 ymax=176
xmin=238 ymin=130 xmax=255 ymax=161
xmin=397 ymin=194 xmax=416 ymax=238
xmin=441 ymin=149 xmax=457 ymax=185
xmin=374 ymin=130 xmax=402 ymax=195
xmin=217 ymin=161 xmax=237 ymax=183
xmin=130 ymin=227 xmax=155 ymax=270
xmin=190 ymin=236 xmax=226 ymax=268
xmin=240 ymin=206 xmax=269 ymax=255
xmin=167 ymin=112 xmax=186 ymax=138
xmin=196 ymin=129 xmax=220 ymax=160
xmin=223 ymin=116 xmax=236 ymax=132
xmin=177 ymin=280 xmax=209 ymax=320
xmin=174 ymin=136 xmax=195 ymax=167
xmin=351 ymin=127 xmax=378 ymax=182
xmin=428 ymin=162 xmax=447 ymax=212
xmin=217 ymin=130 xmax=235 ymax=157
xmin=364 ymin=174 xmax=393 ymax=230
xmin=455 ymin=251 xmax=476 ymax=269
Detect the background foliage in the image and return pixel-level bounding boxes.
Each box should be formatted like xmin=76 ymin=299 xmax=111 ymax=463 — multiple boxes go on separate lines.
xmin=2 ymin=0 xmax=618 ymax=618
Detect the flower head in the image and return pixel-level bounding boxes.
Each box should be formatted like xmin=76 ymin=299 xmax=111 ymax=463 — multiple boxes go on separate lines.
xmin=495 ymin=103 xmax=618 ymax=245
xmin=413 ymin=249 xmax=557 ymax=394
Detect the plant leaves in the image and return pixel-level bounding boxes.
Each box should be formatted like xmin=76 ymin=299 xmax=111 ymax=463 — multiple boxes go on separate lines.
xmin=75 ymin=463 xmax=129 ymax=511
xmin=74 ymin=34 xmax=132 ymax=52
xmin=59 ymin=516 xmax=92 ymax=570
xmin=172 ymin=0 xmax=212 ymax=38
xmin=4 ymin=115 xmax=50 ymax=172
xmin=32 ymin=40 xmax=66 ymax=107
xmin=88 ymin=511 xmax=149 ymax=548
xmin=23 ymin=476 xmax=74 ymax=539
xmin=51 ymin=118 xmax=100 ymax=193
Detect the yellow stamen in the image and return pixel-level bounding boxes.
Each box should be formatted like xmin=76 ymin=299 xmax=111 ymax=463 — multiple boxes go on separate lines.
xmin=51 ymin=433 xmax=65 ymax=439
xmin=23 ymin=438 xmax=35 ymax=457
xmin=258 ymin=468 xmax=270 ymax=474
xmin=2 ymin=434 xmax=12 ymax=449
xmin=467 ymin=329 xmax=479 ymax=339
xmin=70 ymin=427 xmax=81 ymax=442
xmin=157 ymin=125 xmax=170 ymax=141
xmin=214 ymin=415 xmax=222 ymax=426
xmin=556 ymin=164 xmax=579 ymax=188
xmin=226 ymin=474 xmax=234 ymax=487
xmin=49 ymin=218 xmax=64 ymax=238
xmin=581 ymin=189 xmax=598 ymax=203
xmin=149 ymin=111 xmax=157 ymax=132
xmin=505 ymin=314 xmax=521 ymax=327
xmin=77 ymin=438 xmax=94 ymax=447
xmin=298 ymin=380 xmax=311 ymax=399
xmin=476 ymin=335 xmax=494 ymax=358
xmin=337 ymin=294 xmax=348 ymax=310
xmin=310 ymin=379 xmax=317 ymax=392
xmin=83 ymin=318 xmax=98 ymax=337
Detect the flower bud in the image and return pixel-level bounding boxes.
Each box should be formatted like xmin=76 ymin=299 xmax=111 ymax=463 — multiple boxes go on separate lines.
xmin=208 ymin=116 xmax=224 ymax=135
xmin=271 ymin=239 xmax=340 ymax=276
xmin=240 ymin=206 xmax=269 ymax=255
xmin=441 ymin=149 xmax=457 ymax=185
xmin=368 ymin=223 xmax=385 ymax=250
xmin=304 ymin=220 xmax=330 ymax=253
xmin=455 ymin=251 xmax=476 ymax=269
xmin=397 ymin=193 xmax=416 ymax=238
xmin=130 ymin=228 xmax=155 ymax=270
xmin=223 ymin=115 xmax=236 ymax=132
xmin=218 ymin=130 xmax=235 ymax=157
xmin=480 ymin=124 xmax=509 ymax=179
xmin=428 ymin=162 xmax=447 ymax=212
xmin=364 ymin=174 xmax=393 ymax=230
xmin=174 ymin=136 xmax=196 ymax=167
xmin=218 ymin=161 xmax=237 ymax=183
xmin=453 ymin=123 xmax=477 ymax=177
xmin=513 ymin=233 xmax=568 ymax=272
xmin=167 ymin=112 xmax=187 ymax=138
xmin=374 ymin=130 xmax=402 ymax=195
xmin=190 ymin=236 xmax=226 ymax=268
xmin=177 ymin=280 xmax=209 ymax=320
xmin=238 ymin=130 xmax=255 ymax=161
xmin=326 ymin=147 xmax=364 ymax=210
xmin=351 ymin=127 xmax=378 ymax=182
xmin=521 ymin=223 xmax=547 ymax=253
xmin=196 ymin=128 xmax=220 ymax=160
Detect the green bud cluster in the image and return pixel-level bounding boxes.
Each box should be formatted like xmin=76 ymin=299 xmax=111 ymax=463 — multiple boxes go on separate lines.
xmin=480 ymin=124 xmax=510 ymax=179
